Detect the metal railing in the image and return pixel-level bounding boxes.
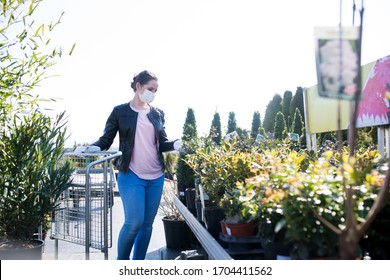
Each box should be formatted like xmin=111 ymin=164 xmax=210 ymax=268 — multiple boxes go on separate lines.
xmin=173 ymin=195 xmax=233 ymax=260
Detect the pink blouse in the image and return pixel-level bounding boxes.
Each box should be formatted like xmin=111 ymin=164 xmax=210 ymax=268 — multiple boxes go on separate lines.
xmin=129 ymin=104 xmax=164 ymax=180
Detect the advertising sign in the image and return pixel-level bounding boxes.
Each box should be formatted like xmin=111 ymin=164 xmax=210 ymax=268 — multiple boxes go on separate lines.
xmin=305 ymin=55 xmax=390 ymax=134
xmin=314 ymin=26 xmax=360 ymax=100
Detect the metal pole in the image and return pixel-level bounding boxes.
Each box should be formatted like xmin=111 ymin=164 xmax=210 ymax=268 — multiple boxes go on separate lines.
xmin=85 ymin=164 xmax=91 ymax=260
xmin=337 ymin=0 xmax=344 ymax=152
xmin=386 ymin=128 xmax=390 ymax=158
xmin=302 ymin=87 xmax=312 ymax=150
xmin=348 ymin=0 xmax=364 ymax=157
xmin=55 ymin=239 xmax=59 ymax=260
xmin=103 ymin=160 xmax=109 ymax=260
xmin=378 ymin=127 xmax=385 ymax=156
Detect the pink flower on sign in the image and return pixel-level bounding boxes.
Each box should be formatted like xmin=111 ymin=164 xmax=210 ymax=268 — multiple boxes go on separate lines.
xmin=357 ymin=56 xmax=390 ymax=126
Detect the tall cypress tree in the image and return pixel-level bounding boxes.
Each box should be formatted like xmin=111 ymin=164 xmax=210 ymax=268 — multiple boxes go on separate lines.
xmin=291 ymin=107 xmax=304 ymax=136
xmin=274 ymin=111 xmax=287 ymax=140
xmin=282 ymin=90 xmax=293 ymax=130
xmin=182 ymin=108 xmax=197 ymax=141
xmin=227 ymin=111 xmax=237 ymax=134
xmin=210 ymin=112 xmax=222 ymax=145
xmin=263 ymin=94 xmax=283 ymax=133
xmin=290 ymin=87 xmax=305 ymax=127
xmin=251 ymin=111 xmax=261 ymax=139
xmin=176 ymin=108 xmax=197 ymax=199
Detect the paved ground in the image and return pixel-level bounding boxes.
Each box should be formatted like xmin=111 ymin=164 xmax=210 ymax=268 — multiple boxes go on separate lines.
xmin=42 ymin=195 xmax=182 ymax=260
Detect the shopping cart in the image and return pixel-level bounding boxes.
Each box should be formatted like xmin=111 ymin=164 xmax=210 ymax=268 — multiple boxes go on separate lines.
xmin=50 ymin=150 xmax=122 ymax=260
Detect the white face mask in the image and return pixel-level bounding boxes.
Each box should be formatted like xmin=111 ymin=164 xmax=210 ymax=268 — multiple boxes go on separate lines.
xmin=139 ymin=89 xmax=155 ymax=103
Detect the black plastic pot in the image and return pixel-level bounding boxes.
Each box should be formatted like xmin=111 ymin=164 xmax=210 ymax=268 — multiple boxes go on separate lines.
xmin=185 ymin=188 xmax=196 ymax=217
xmin=0 ymin=239 xmax=45 ymax=260
xmin=263 ymin=241 xmax=294 ymax=260
xmin=204 ymin=207 xmax=225 ymax=240
xmin=162 ymin=218 xmax=192 ymax=250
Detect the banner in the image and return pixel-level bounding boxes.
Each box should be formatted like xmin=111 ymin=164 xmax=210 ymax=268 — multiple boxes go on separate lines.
xmin=305 ymin=55 xmax=390 ymax=134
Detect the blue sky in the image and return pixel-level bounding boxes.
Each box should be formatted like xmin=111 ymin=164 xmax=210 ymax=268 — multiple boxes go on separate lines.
xmin=33 ymin=0 xmax=390 ymax=147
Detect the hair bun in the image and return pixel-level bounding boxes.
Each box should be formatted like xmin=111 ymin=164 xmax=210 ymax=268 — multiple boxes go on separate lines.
xmin=130 ymin=70 xmax=158 ymax=92
xmin=130 ymin=75 xmax=137 ymax=91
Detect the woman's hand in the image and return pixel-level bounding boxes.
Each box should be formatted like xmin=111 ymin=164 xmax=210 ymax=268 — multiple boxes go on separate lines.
xmin=74 ymin=145 xmax=101 ymax=153
xmin=173 ymin=140 xmax=184 ymax=152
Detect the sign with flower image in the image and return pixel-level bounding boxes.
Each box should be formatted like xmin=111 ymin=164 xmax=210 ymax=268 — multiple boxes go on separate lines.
xmin=305 ymin=54 xmax=390 ymax=134
xmin=314 ymin=26 xmax=360 ymax=100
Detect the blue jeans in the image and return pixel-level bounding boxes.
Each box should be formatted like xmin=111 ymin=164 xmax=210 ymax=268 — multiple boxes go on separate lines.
xmin=116 ymin=170 xmax=164 ymax=260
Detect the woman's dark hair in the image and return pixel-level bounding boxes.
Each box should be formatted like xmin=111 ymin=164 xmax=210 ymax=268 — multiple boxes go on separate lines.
xmin=130 ymin=70 xmax=158 ymax=92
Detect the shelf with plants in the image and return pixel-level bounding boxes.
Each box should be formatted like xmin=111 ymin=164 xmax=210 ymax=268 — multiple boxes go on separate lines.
xmin=183 ymin=131 xmax=390 ymax=259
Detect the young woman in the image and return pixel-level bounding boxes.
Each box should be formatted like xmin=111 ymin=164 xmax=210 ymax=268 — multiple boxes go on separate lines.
xmin=91 ymin=70 xmax=181 ymax=260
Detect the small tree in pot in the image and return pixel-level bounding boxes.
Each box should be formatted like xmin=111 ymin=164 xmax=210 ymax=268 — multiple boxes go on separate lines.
xmin=185 ymin=136 xmax=259 ymax=237
xmin=158 ymin=180 xmax=192 ymax=250
xmin=176 ymin=108 xmax=197 ymax=204
xmin=0 ymin=111 xmax=74 ymax=259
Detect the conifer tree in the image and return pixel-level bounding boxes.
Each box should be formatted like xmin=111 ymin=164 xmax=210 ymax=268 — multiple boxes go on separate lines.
xmin=251 ymin=111 xmax=261 ymax=139
xmin=227 ymin=111 xmax=237 ymax=133
xmin=274 ymin=111 xmax=287 ymax=140
xmin=282 ymin=90 xmax=293 ymax=130
xmin=291 ymin=107 xmax=304 ymax=136
xmin=176 ymin=108 xmax=197 ymax=199
xmin=182 ymin=108 xmax=197 ymax=141
xmin=263 ymin=94 xmax=282 ymax=133
xmin=290 ymin=87 xmax=305 ymax=127
xmin=210 ymin=112 xmax=222 ymax=144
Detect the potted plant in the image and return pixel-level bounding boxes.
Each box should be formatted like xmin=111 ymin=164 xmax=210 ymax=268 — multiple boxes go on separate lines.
xmin=176 ymin=108 xmax=197 ymax=205
xmin=244 ymin=146 xmax=306 ymax=259
xmin=158 ymin=179 xmax=192 ymax=250
xmin=279 ymin=146 xmax=388 ymax=259
xmin=0 ymin=111 xmax=74 ymax=260
xmin=184 ymin=136 xmax=223 ymax=238
xmin=244 ymin=138 xmax=390 ymax=260
xmin=280 ymin=153 xmax=343 ymax=259
xmin=165 ymin=151 xmax=197 ymax=216
xmin=219 ymin=184 xmax=259 ymax=237
xmin=185 ymin=136 xmax=258 ymax=239
xmin=290 ymin=147 xmax=388 ymax=259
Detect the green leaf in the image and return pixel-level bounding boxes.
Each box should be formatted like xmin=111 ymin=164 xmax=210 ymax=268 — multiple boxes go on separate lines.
xmin=28 ymin=0 xmax=34 ymax=15
xmin=35 ymin=24 xmax=44 ymax=37
xmin=69 ymin=43 xmax=76 ymax=56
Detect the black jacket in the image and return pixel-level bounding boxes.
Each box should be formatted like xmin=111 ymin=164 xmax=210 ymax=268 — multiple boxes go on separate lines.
xmin=92 ymin=102 xmax=176 ymax=173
